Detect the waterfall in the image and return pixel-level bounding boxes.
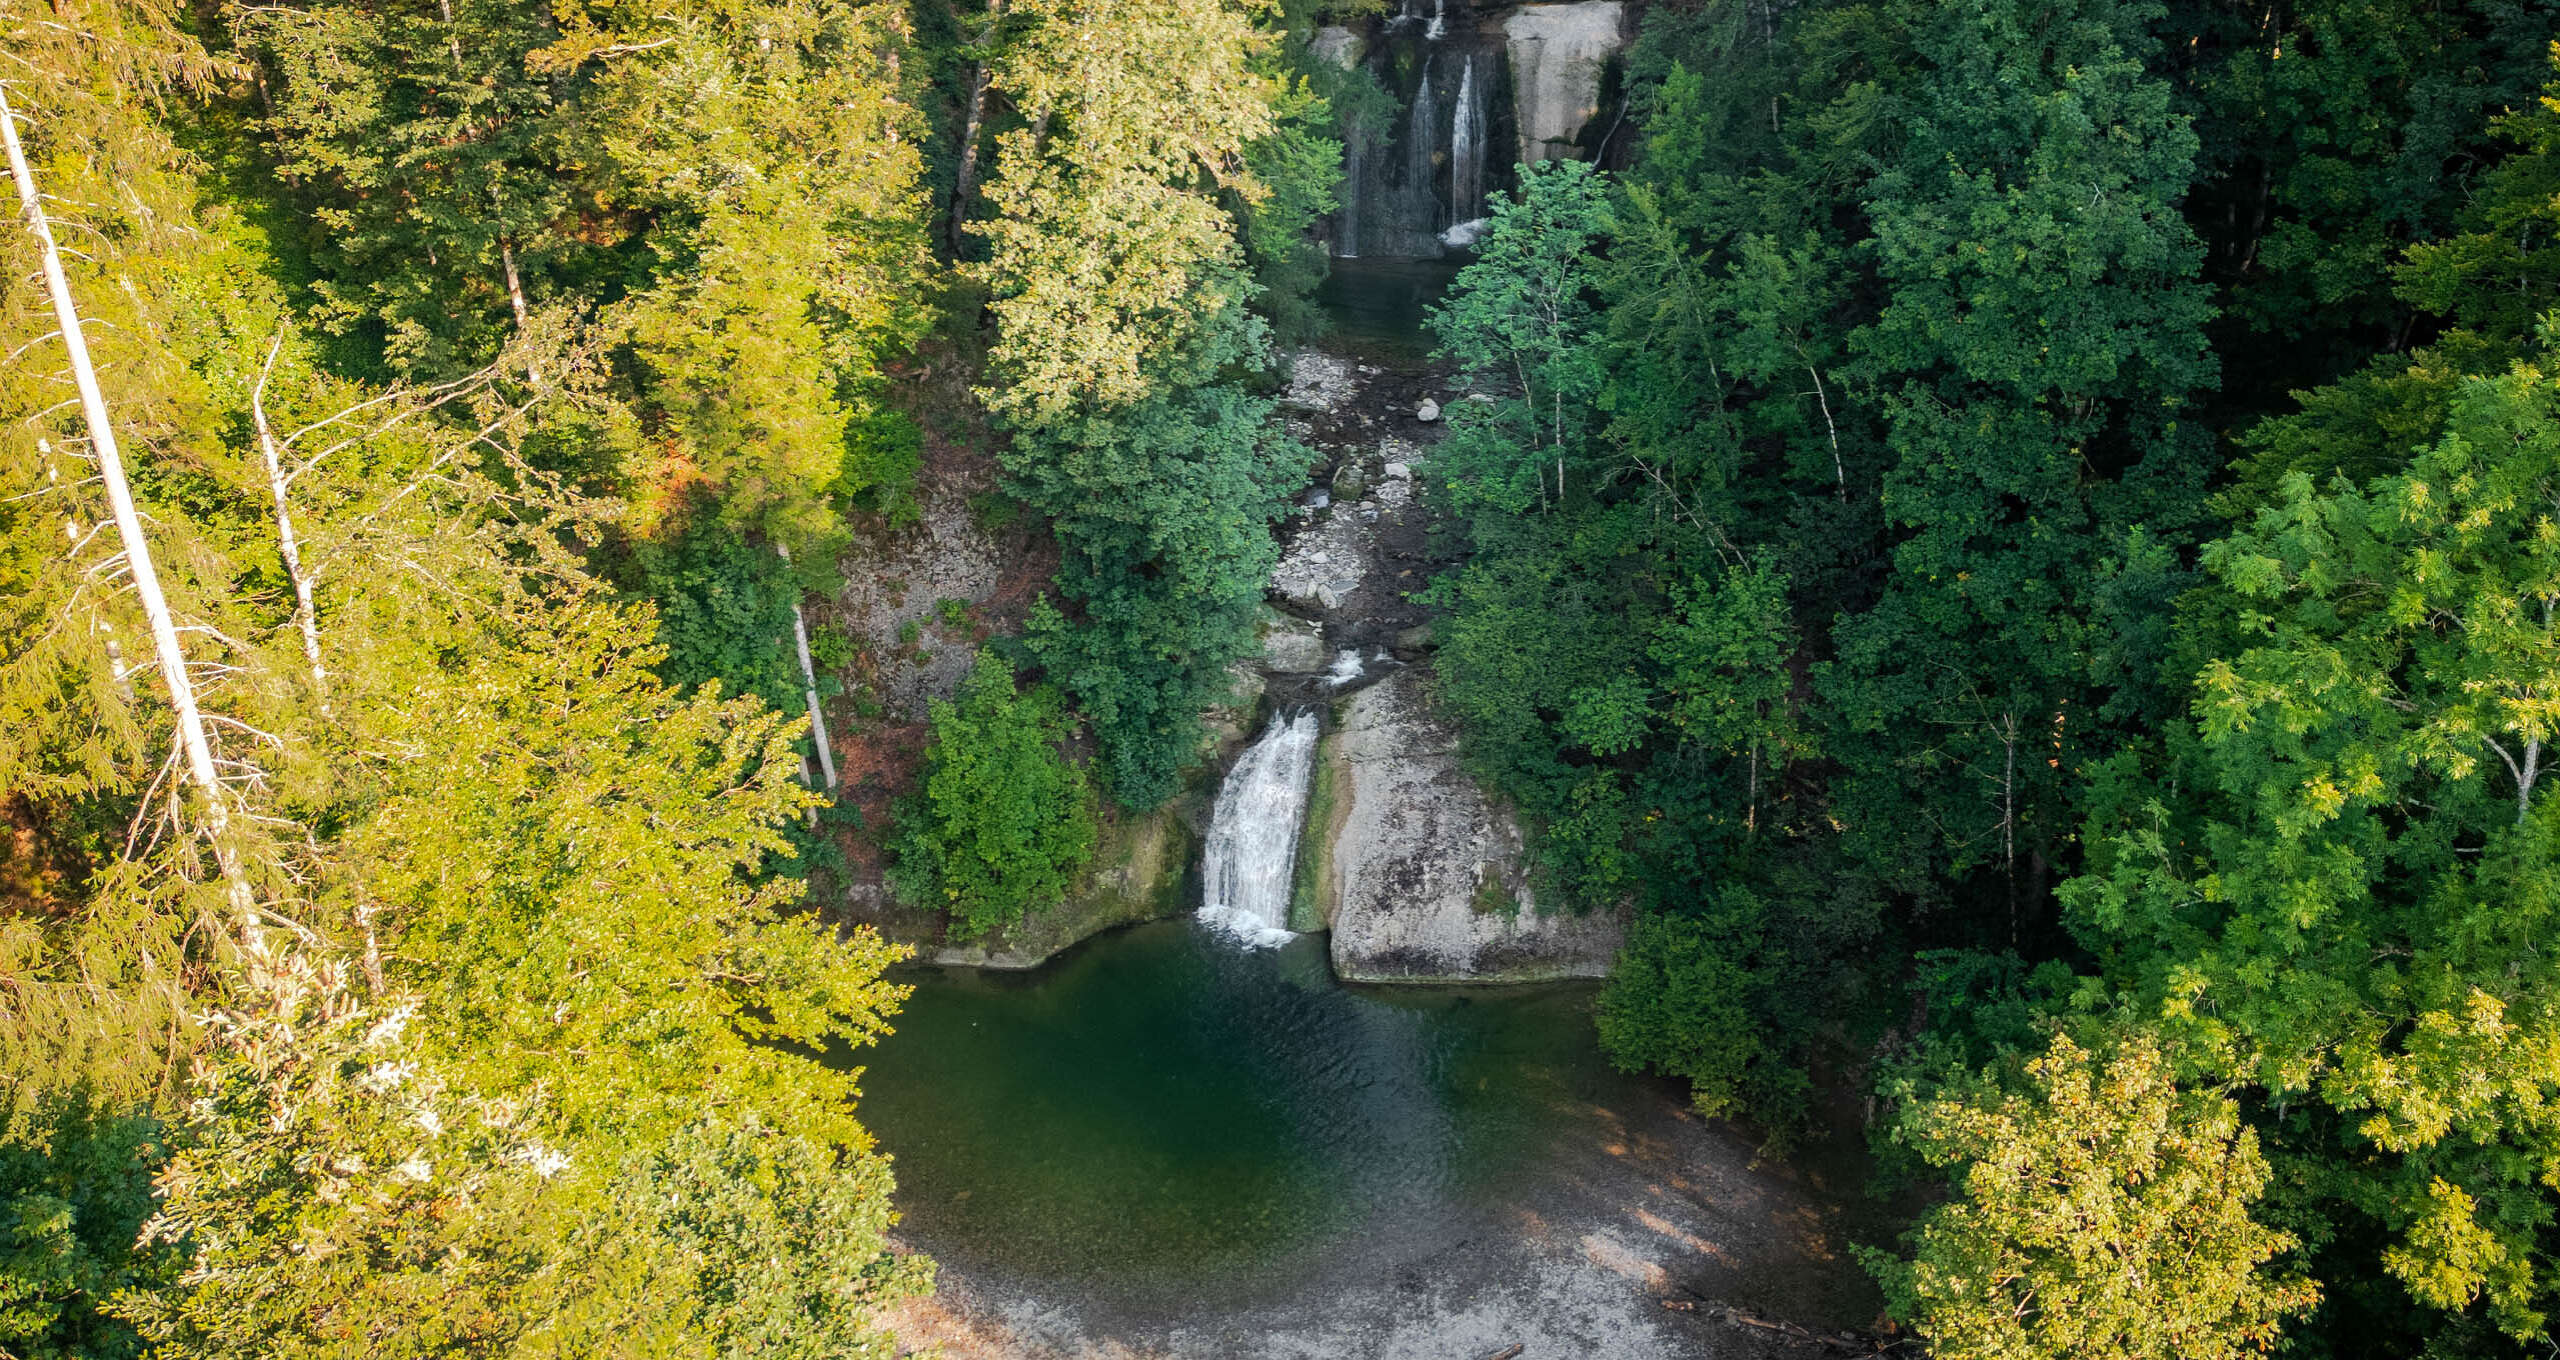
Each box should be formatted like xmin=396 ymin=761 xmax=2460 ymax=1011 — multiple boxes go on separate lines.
xmin=1450 ymin=54 xmax=1483 ymax=225
xmin=1406 ymin=61 xmax=1438 ymax=231
xmin=1425 ymin=0 xmax=1446 ymax=41
xmin=1338 ymin=127 xmax=1365 ymax=259
xmin=1199 ymin=711 xmax=1322 ymax=947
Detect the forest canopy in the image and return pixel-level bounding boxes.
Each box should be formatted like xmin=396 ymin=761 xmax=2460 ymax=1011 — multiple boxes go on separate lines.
xmin=5 ymin=0 xmax=2560 ymax=1357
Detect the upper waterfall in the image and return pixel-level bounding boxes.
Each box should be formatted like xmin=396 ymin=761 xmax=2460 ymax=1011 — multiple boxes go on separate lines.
xmin=1316 ymin=1 xmax=1629 ymax=258
xmin=1450 ymin=53 xmax=1485 ymax=224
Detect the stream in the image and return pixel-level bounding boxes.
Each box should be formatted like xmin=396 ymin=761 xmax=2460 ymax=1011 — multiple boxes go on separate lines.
xmin=856 ymin=255 xmax=1875 ymax=1357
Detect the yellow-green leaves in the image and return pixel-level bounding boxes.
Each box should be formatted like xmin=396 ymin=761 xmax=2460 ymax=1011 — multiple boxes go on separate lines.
xmin=971 ymin=0 xmax=1277 ymax=426
xmin=2386 ymin=1178 xmax=2540 ymax=1334
xmin=1881 ymin=1031 xmax=2317 ymax=1360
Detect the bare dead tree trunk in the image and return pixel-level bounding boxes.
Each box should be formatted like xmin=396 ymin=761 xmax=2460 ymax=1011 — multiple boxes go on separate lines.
xmin=497 ymin=234 xmax=530 ymax=334
xmin=1997 ymin=710 xmax=2020 ymax=947
xmin=438 ymin=0 xmax=466 ymax=68
xmin=1800 ymin=348 xmax=1845 ymax=499
xmin=947 ymin=0 xmax=1007 ymax=257
xmin=776 ymin=545 xmax=840 ymax=791
xmin=1745 ymin=744 xmax=1759 ymax=835
xmin=252 ymin=333 xmax=328 ymax=709
xmin=2487 ymin=733 xmax=2544 ymax=825
xmin=3 ymin=88 xmax=265 ymax=957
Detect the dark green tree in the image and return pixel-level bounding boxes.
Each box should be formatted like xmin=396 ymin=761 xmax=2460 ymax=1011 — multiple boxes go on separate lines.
xmin=891 ymin=651 xmax=1097 ymax=939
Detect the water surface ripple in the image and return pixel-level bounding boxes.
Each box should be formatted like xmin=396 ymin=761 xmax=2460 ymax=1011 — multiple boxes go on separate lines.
xmin=857 ymin=920 xmax=1657 ymax=1314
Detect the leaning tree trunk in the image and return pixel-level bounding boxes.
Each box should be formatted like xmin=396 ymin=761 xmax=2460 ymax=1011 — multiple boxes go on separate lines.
xmin=252 ymin=335 xmax=328 ymax=709
xmin=775 ymin=545 xmax=840 ymax=791
xmin=946 ymin=0 xmax=1007 ymax=257
xmin=2 ymin=86 xmax=266 ymax=958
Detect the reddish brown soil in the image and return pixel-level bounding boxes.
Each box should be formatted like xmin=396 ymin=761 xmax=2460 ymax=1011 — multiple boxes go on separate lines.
xmin=818 ymin=325 xmax=1060 ymax=918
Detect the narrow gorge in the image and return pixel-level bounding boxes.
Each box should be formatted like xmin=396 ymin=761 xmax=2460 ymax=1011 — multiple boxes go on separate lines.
xmin=853 ymin=274 xmax=1873 ymax=1356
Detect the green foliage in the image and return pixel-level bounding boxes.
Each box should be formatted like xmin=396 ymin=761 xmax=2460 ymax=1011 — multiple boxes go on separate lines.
xmin=2224 ymin=47 xmax=2560 ymax=515
xmin=1019 ymin=387 xmax=1301 ymax=805
xmin=0 ymin=9 xmax=927 ymax=1352
xmin=967 ymin=0 xmax=1303 ymax=805
xmin=629 ymin=508 xmax=803 ymax=714
xmin=239 ymin=0 xmax=934 ymax=557
xmin=1599 ymin=897 xmax=1791 ymax=1125
xmin=1237 ymin=77 xmax=1344 ymax=347
xmin=891 ymin=652 xmax=1098 ymax=939
xmin=837 ymin=405 xmax=925 ymax=526
xmin=120 ymin=958 xmax=923 ymax=1358
xmin=1430 ymin=160 xmax=1613 ymax=519
xmin=1872 ymin=1030 xmax=2317 ymax=1360
xmin=0 ymin=1096 xmax=167 ymax=1360
xmin=2171 ymin=0 xmax=2560 ymax=393
xmin=970 ymin=0 xmax=1279 ymax=425
xmin=1819 ymin=0 xmax=2215 ymax=911
xmin=2063 ymin=335 xmax=2560 ymax=1345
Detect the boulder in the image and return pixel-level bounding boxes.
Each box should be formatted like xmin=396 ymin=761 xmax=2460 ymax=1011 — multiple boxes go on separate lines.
xmin=1307 ymin=24 xmax=1364 ymax=70
xmin=1270 ymin=505 xmax=1370 ymax=612
xmin=1390 ymin=622 xmax=1436 ymax=651
xmin=1505 ymin=3 xmax=1630 ymax=165
xmin=1257 ymin=609 xmax=1329 ymax=674
xmin=1383 ymin=460 xmax=1413 ymax=481
xmin=1332 ymin=463 xmax=1369 ymax=502
xmin=1416 ymin=398 xmax=1442 ymax=423
xmin=1307 ymin=671 xmax=1624 ymax=982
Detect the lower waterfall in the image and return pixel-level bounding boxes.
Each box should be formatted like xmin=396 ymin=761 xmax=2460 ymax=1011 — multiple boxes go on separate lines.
xmin=1198 ymin=710 xmax=1321 ymax=947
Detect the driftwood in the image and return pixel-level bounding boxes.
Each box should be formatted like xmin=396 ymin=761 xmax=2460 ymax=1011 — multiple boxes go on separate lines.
xmin=1657 ymin=1295 xmax=1909 ymax=1355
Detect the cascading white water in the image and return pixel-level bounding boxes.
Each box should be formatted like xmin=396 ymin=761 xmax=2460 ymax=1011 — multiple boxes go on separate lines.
xmin=1450 ymin=53 xmax=1483 ymax=225
xmin=1426 ymin=0 xmax=1446 ymax=40
xmin=1406 ymin=61 xmax=1437 ymax=220
xmin=1198 ymin=711 xmax=1322 ymax=947
xmin=1338 ymin=131 xmax=1365 ymax=259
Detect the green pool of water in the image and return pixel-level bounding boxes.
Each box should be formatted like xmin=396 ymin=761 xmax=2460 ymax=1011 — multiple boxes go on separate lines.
xmin=1314 ymin=255 xmax=1466 ymax=362
xmin=856 ymin=919 xmax=1653 ymax=1312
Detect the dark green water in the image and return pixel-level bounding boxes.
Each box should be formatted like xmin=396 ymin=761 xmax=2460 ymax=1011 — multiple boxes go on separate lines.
xmin=857 ymin=920 xmax=1657 ymax=1312
xmin=1315 ymin=255 xmax=1466 ymax=362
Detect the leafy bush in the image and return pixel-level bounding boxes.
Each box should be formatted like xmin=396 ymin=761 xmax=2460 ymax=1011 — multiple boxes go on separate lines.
xmin=0 ymin=1097 xmax=168 ymax=1360
xmin=890 ymin=653 xmax=1098 ymax=939
xmin=628 ymin=506 xmax=801 ymax=714
xmin=835 ymin=405 xmax=924 ymax=527
xmin=1016 ymin=384 xmax=1301 ymax=807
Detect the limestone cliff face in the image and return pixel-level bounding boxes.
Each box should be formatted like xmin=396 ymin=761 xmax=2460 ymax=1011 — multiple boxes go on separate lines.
xmin=1503 ymin=3 xmax=1628 ymax=166
xmin=1307 ymin=671 xmax=1624 ymax=983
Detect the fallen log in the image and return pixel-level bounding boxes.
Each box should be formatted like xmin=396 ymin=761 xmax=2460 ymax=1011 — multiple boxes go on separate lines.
xmin=1657 ymin=1295 xmax=1910 ymax=1355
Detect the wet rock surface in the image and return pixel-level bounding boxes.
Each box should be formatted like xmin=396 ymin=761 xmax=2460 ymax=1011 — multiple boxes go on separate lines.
xmin=1257 ymin=348 xmax=1620 ymax=983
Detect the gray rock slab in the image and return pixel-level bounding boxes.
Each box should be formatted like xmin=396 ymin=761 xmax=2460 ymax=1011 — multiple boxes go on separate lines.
xmin=1318 ymin=671 xmax=1624 ymax=981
